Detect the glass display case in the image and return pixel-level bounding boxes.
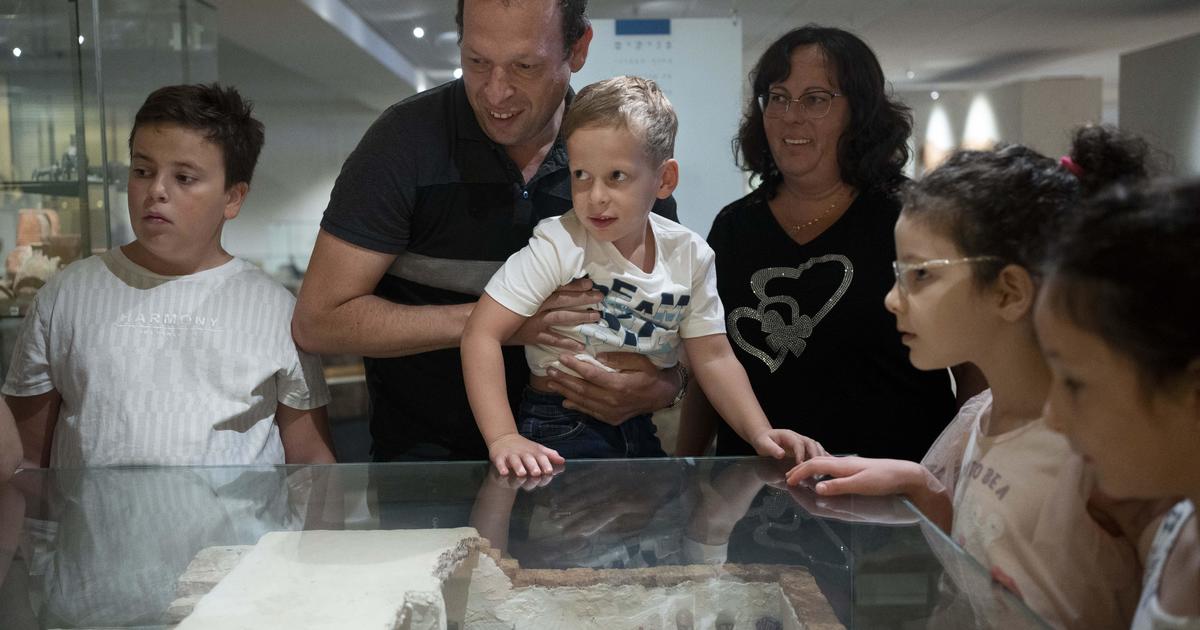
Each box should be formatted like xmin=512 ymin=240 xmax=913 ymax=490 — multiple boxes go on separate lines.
xmin=0 ymin=0 xmax=216 ymax=321
xmin=0 ymin=458 xmax=1048 ymax=629
xmin=0 ymin=0 xmax=217 ymax=381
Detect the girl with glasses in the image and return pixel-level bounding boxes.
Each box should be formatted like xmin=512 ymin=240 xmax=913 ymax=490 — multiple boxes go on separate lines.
xmin=790 ymin=126 xmax=1164 ymax=629
xmin=1036 ymin=179 xmax=1200 ymax=630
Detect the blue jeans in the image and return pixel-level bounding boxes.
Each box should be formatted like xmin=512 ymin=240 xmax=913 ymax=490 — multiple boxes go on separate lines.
xmin=517 ymin=387 xmax=666 ymax=459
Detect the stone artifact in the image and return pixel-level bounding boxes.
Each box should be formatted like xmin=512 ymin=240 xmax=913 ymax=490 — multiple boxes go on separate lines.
xmin=171 ymin=530 xmax=843 ymax=630
xmin=175 ymin=528 xmax=479 ymax=630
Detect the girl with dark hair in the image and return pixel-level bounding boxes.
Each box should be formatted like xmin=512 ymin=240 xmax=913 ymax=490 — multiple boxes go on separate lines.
xmin=1036 ymin=179 xmax=1200 ymax=630
xmin=790 ymin=126 xmax=1161 ymax=628
xmin=676 ymin=25 xmax=957 ymax=462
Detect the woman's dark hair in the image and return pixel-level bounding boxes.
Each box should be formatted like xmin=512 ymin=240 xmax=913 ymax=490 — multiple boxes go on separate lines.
xmin=130 ymin=83 xmax=265 ymax=188
xmin=734 ymin=24 xmax=912 ymax=197
xmin=901 ymin=124 xmax=1150 ymax=287
xmin=1043 ymin=178 xmax=1200 ymax=389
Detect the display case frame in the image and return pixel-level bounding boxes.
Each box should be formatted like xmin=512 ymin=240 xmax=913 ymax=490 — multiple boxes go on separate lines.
xmin=0 ymin=458 xmax=1050 ymax=629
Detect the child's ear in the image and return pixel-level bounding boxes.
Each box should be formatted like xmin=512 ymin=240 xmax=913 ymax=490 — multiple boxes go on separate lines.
xmin=656 ymin=159 xmax=679 ymax=200
xmin=994 ymin=264 xmax=1036 ymax=322
xmin=223 ymin=182 xmax=249 ymax=221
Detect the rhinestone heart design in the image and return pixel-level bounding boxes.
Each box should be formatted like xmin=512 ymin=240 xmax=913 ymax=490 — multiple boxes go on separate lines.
xmin=727 ymin=254 xmax=854 ymax=373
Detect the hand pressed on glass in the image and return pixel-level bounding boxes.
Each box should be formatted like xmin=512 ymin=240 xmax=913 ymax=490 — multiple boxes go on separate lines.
xmin=750 ymin=429 xmax=827 ymax=464
xmin=486 ymin=433 xmax=565 ymax=477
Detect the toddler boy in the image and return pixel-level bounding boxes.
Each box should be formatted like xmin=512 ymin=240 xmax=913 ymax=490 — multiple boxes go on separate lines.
xmin=463 ymin=76 xmax=825 ymax=475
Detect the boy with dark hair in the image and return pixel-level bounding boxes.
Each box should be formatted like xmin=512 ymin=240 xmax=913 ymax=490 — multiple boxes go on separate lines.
xmin=3 ymin=83 xmax=335 ymax=467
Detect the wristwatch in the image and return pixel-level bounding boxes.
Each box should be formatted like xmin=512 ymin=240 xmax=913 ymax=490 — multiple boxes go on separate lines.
xmin=667 ymin=363 xmax=689 ymax=408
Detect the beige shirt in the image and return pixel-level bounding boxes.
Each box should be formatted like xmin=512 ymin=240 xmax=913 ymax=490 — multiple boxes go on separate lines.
xmin=934 ymin=391 xmax=1141 ymax=629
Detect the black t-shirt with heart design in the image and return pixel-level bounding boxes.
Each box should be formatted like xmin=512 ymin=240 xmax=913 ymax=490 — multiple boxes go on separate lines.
xmin=707 ymin=186 xmax=955 ymax=461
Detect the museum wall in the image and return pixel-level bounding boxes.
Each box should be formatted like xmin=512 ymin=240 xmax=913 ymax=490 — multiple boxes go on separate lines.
xmin=1120 ymin=32 xmax=1200 ymax=176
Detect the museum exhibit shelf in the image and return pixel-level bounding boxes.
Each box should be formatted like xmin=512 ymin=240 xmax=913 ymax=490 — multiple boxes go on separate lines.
xmin=0 ymin=0 xmax=217 ymax=324
xmin=0 ymin=458 xmax=1047 ymax=629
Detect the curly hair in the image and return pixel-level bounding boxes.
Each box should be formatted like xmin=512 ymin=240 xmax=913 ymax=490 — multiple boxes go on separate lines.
xmin=1042 ymin=178 xmax=1200 ymax=390
xmin=901 ymin=124 xmax=1151 ymax=287
xmin=734 ymin=25 xmax=912 ymax=198
xmin=130 ymin=83 xmax=265 ymax=188
xmin=456 ymin=0 xmax=589 ymax=57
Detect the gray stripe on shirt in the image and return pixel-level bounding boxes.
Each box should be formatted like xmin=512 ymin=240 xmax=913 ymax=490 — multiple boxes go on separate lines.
xmin=386 ymin=251 xmax=503 ymax=296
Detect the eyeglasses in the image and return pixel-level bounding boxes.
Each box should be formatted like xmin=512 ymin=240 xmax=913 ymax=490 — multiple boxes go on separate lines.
xmin=758 ymin=90 xmax=842 ymax=119
xmin=891 ymin=256 xmax=1004 ymax=295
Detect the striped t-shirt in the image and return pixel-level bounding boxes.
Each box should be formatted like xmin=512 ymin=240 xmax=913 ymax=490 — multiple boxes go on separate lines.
xmin=2 ymin=248 xmax=329 ymax=467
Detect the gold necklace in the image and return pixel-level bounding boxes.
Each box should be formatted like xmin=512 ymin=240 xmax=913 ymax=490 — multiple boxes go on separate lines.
xmin=789 ymin=188 xmax=845 ymax=232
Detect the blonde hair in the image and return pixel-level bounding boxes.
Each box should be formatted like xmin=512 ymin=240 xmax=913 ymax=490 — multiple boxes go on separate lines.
xmin=562 ymin=75 xmax=677 ymax=165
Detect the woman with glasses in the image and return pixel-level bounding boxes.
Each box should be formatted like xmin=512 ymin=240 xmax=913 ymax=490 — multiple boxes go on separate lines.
xmin=676 ymin=25 xmax=958 ymax=462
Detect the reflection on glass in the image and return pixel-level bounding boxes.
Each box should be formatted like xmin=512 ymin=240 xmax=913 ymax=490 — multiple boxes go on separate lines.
xmin=0 ymin=460 xmax=1048 ymax=628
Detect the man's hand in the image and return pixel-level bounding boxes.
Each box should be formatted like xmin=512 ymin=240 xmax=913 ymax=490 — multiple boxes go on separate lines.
xmin=488 ymin=433 xmax=565 ymax=477
xmin=505 ymin=279 xmax=602 ymax=351
xmin=545 ymin=353 xmax=678 ymax=425
xmin=750 ymin=429 xmax=828 ymax=466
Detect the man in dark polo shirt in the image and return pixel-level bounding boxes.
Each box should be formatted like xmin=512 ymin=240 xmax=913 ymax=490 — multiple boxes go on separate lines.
xmin=293 ymin=0 xmax=682 ymax=461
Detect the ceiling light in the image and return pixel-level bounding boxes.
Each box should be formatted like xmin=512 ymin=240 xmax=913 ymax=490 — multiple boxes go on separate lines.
xmin=12 ymin=47 xmax=21 ymax=58
xmin=453 ymin=68 xmax=463 ymax=79
xmin=78 ymin=35 xmax=85 ymax=45
xmin=930 ymin=91 xmax=940 ymax=101
xmin=412 ymin=27 xmax=425 ymax=39
xmin=906 ymin=70 xmax=915 ymax=79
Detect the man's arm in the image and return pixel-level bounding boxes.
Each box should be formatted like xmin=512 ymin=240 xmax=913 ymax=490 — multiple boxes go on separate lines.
xmin=293 ymin=231 xmax=604 ymax=358
xmin=5 ymin=391 xmax=61 ymax=468
xmin=277 ymin=403 xmax=336 ymax=464
xmin=292 ymin=230 xmax=473 ymax=357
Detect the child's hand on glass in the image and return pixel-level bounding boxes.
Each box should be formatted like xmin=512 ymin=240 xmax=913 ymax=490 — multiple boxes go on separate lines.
xmin=487 ymin=433 xmax=565 ymax=477
xmin=784 ymin=456 xmax=926 ymax=495
xmin=750 ymin=429 xmax=827 ymax=465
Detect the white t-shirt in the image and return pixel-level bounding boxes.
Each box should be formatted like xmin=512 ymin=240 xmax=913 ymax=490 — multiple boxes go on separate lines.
xmin=1132 ymin=500 xmax=1200 ymax=630
xmin=938 ymin=391 xmax=1140 ymax=629
xmin=485 ymin=211 xmax=726 ymax=376
xmin=2 ymin=248 xmax=330 ymax=467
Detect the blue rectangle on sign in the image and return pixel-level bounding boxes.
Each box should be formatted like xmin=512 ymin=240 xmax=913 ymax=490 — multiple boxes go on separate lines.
xmin=615 ymin=19 xmax=671 ymax=36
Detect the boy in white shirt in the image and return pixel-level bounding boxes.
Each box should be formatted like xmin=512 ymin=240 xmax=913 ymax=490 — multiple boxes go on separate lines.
xmin=3 ymin=83 xmax=334 ymax=467
xmin=463 ymin=76 xmax=824 ymax=476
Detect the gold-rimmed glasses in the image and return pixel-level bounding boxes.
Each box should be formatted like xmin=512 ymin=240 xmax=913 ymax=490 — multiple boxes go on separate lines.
xmin=758 ymin=89 xmax=842 ymax=119
xmin=891 ymin=256 xmax=1004 ymax=295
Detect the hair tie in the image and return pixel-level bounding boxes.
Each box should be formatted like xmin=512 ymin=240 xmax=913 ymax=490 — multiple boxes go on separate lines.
xmin=1059 ymin=155 xmax=1084 ymax=178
